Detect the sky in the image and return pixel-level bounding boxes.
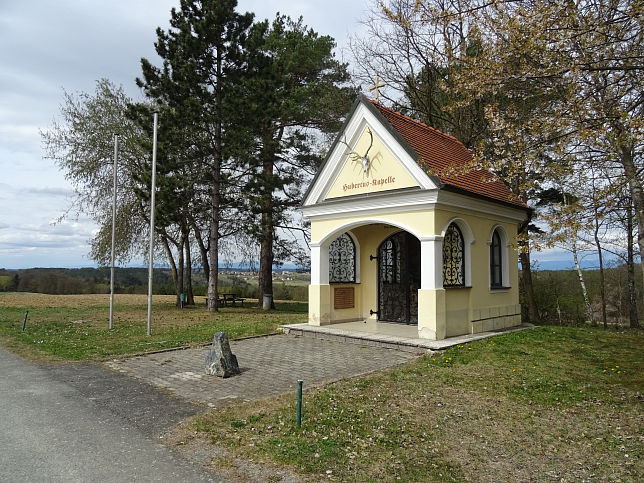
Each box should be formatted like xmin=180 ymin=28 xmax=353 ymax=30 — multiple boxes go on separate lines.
xmin=0 ymin=0 xmax=592 ymax=270
xmin=0 ymin=0 xmax=371 ymax=269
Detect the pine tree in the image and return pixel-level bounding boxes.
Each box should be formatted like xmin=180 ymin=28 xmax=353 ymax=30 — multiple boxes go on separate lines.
xmin=136 ymin=0 xmax=254 ymax=311
xmin=240 ymin=15 xmax=354 ymax=306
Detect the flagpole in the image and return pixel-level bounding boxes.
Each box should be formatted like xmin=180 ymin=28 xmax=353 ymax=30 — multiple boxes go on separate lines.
xmin=146 ymin=112 xmax=158 ymax=337
xmin=109 ymin=133 xmax=118 ymax=330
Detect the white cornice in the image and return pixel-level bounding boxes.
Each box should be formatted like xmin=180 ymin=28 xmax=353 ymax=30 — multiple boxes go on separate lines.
xmin=302 ymin=189 xmax=439 ymax=220
xmin=302 ymin=187 xmax=527 ymax=224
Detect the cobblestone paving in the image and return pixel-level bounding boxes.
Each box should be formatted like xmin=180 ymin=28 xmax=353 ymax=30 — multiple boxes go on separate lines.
xmin=105 ymin=334 xmax=419 ymax=407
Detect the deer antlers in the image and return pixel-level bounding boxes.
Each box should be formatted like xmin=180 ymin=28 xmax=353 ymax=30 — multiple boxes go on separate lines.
xmin=339 ymin=127 xmax=374 ymax=174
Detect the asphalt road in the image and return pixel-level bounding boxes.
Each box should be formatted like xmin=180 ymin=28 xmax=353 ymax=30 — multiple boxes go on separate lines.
xmin=0 ymin=347 xmax=218 ymax=482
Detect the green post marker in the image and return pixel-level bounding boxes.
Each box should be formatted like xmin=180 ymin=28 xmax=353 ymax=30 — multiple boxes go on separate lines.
xmin=296 ymin=379 xmax=303 ymax=428
xmin=22 ymin=311 xmax=29 ymax=332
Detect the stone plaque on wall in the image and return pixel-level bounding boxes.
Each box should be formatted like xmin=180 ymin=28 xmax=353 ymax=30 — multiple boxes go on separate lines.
xmin=334 ymin=287 xmax=355 ymax=309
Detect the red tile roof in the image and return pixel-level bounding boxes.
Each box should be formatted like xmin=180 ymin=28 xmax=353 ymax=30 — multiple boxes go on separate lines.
xmin=370 ymin=100 xmax=528 ymax=209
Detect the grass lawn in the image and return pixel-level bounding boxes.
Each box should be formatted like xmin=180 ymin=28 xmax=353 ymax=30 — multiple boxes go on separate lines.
xmin=189 ymin=325 xmax=643 ymax=481
xmin=0 ymin=292 xmax=306 ymax=361
xmin=2 ymin=293 xmax=641 ymax=480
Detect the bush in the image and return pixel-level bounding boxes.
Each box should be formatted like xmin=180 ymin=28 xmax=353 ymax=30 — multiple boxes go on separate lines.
xmin=525 ymin=264 xmax=642 ymax=326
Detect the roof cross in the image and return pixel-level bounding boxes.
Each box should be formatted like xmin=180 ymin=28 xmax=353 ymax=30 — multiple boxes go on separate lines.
xmin=368 ymin=75 xmax=386 ymax=103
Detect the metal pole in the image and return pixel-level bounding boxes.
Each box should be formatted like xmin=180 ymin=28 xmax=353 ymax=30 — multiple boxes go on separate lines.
xmin=22 ymin=311 xmax=28 ymax=332
xmin=296 ymin=379 xmax=303 ymax=427
xmin=146 ymin=112 xmax=158 ymax=337
xmin=109 ymin=134 xmax=118 ymax=330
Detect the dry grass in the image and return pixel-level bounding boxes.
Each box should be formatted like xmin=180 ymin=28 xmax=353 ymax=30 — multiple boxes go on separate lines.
xmin=0 ymin=292 xmax=306 ymax=361
xmin=0 ymin=292 xmax=177 ymax=308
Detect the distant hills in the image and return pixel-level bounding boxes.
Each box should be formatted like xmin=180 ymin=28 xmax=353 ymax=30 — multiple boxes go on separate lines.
xmin=0 ymin=266 xmax=307 ymax=295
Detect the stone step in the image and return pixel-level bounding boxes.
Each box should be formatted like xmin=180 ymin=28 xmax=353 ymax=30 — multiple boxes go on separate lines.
xmin=281 ymin=322 xmax=536 ymax=352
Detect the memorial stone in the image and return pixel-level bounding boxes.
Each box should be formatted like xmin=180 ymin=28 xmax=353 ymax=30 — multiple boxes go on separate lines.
xmin=205 ymin=331 xmax=240 ymax=377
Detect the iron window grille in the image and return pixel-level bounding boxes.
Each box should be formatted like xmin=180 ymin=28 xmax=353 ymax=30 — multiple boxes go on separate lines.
xmin=443 ymin=223 xmax=465 ymax=287
xmin=379 ymin=238 xmax=401 ymax=284
xmin=329 ymin=233 xmax=356 ymax=283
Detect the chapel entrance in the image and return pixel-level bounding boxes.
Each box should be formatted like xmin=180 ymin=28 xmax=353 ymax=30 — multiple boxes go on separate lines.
xmin=377 ymin=231 xmax=421 ymax=324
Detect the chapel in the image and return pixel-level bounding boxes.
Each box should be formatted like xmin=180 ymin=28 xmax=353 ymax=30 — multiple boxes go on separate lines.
xmin=301 ymin=94 xmax=530 ymax=340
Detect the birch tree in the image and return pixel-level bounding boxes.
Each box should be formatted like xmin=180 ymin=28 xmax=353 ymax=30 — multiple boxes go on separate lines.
xmin=454 ymin=0 xmax=643 ymax=320
xmin=41 ymin=79 xmax=151 ymax=265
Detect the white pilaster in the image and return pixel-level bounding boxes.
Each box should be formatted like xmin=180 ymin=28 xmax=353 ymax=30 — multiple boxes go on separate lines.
xmin=420 ymin=236 xmax=443 ymax=289
xmin=310 ymin=243 xmax=329 ymax=285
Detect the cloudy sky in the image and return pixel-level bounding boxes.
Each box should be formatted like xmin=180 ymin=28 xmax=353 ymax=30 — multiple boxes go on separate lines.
xmin=0 ymin=0 xmax=372 ymax=269
xmin=0 ymin=0 xmax=581 ymax=270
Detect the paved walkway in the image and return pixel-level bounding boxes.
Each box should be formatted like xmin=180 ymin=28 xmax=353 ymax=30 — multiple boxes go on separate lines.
xmin=106 ymin=334 xmax=419 ymax=407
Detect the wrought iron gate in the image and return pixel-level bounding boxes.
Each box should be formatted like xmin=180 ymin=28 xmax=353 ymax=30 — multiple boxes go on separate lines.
xmin=377 ymin=231 xmax=420 ymax=324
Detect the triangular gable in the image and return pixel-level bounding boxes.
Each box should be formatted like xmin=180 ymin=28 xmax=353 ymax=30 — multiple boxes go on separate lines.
xmin=303 ymin=97 xmax=439 ymax=206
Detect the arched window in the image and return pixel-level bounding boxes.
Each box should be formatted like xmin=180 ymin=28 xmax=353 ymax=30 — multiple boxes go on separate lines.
xmin=443 ymin=223 xmax=465 ymax=287
xmin=490 ymin=229 xmax=503 ymax=287
xmin=329 ymin=233 xmax=356 ymax=283
xmin=489 ymin=226 xmax=509 ymax=289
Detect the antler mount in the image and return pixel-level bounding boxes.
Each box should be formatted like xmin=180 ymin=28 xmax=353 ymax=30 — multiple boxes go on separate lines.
xmin=340 ymin=127 xmax=374 ymax=175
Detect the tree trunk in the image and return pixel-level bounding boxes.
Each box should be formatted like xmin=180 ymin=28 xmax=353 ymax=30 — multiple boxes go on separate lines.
xmin=572 ymin=237 xmax=596 ymax=326
xmin=626 ymin=198 xmax=640 ymax=329
xmin=552 ymin=273 xmax=562 ymax=325
xmin=619 ymin=143 xmax=644 ymax=321
xmin=177 ymin=232 xmax=185 ymax=307
xmin=593 ymin=204 xmax=608 ymax=329
xmin=519 ymin=249 xmax=539 ymax=323
xmin=190 ymin=218 xmax=210 ymax=279
xmin=161 ymin=234 xmax=180 ymax=304
xmin=257 ymin=212 xmax=275 ymax=308
xmin=185 ymin=235 xmax=195 ymax=305
xmin=257 ymin=159 xmax=275 ymax=309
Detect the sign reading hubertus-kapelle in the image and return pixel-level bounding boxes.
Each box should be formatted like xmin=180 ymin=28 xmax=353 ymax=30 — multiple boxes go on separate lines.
xmin=342 ymin=176 xmax=396 ymax=193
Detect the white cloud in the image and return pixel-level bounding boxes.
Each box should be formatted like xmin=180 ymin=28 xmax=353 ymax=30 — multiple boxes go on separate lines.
xmin=0 ymin=0 xmax=368 ymax=268
xmin=24 ymin=187 xmax=71 ymax=198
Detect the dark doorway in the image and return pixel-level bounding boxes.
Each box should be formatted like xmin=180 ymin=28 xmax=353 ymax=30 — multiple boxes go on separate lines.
xmin=377 ymin=231 xmax=420 ymax=324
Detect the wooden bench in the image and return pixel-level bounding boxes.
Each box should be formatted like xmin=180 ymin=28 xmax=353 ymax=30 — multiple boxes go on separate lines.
xmin=206 ymin=294 xmax=247 ymax=307
xmin=213 ymin=293 xmax=246 ymax=307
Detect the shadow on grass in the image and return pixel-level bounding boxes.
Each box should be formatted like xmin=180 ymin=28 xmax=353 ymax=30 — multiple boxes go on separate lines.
xmin=273 ymin=301 xmax=307 ymax=313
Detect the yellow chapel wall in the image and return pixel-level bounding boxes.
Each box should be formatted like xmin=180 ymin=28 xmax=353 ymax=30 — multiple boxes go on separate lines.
xmin=433 ymin=209 xmax=522 ymax=336
xmin=311 ymin=206 xmax=521 ymax=335
xmin=327 ymin=283 xmax=362 ymax=322
xmin=310 ymin=210 xmax=435 ymax=243
xmin=314 ymin=211 xmax=434 ymax=323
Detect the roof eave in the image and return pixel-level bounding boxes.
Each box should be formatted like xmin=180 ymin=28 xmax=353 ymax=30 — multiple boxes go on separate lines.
xmin=301 ymin=95 xmax=365 ymax=207
xmin=360 ymin=96 xmax=425 ymax=173
xmin=440 ymin=184 xmax=532 ymax=213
